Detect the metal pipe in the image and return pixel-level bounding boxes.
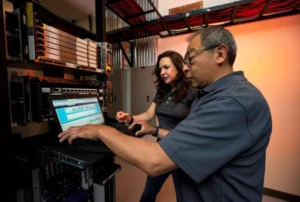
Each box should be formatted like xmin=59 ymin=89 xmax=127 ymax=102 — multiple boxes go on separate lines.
xmin=95 ymin=0 xmax=106 ymax=42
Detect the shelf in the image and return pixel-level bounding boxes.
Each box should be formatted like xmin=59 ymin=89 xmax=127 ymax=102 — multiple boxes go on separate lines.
xmin=7 ymin=60 xmax=106 ymax=77
xmin=10 ymin=0 xmax=97 ymax=41
xmin=106 ymin=0 xmax=300 ymax=43
xmin=6 ymin=1 xmax=106 ymax=77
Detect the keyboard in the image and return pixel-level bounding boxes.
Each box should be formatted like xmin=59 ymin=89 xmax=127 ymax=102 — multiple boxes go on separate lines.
xmin=116 ymin=124 xmax=144 ymax=138
xmin=116 ymin=125 xmax=136 ymax=136
xmin=105 ymin=117 xmax=143 ymax=138
xmin=63 ymin=139 xmax=110 ymax=153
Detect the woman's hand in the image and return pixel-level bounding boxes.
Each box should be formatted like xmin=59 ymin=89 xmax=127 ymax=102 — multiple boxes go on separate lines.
xmin=116 ymin=111 xmax=132 ymax=123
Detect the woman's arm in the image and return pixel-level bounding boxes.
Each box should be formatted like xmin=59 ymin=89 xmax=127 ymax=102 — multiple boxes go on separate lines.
xmin=117 ymin=102 xmax=157 ymax=124
xmin=132 ymin=102 xmax=156 ymax=122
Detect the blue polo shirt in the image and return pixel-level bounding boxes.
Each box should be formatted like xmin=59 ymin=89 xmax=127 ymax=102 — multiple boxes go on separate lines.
xmin=159 ymin=71 xmax=272 ymax=202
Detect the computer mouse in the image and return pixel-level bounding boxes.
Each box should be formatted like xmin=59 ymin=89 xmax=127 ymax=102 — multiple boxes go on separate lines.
xmin=130 ymin=124 xmax=144 ymax=137
xmin=131 ymin=123 xmax=142 ymax=133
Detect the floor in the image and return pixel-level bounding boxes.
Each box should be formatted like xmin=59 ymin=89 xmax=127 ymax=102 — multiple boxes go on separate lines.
xmin=262 ymin=195 xmax=288 ymax=202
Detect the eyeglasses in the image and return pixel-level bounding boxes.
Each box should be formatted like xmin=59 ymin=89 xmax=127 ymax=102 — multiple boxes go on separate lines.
xmin=183 ymin=44 xmax=220 ymax=67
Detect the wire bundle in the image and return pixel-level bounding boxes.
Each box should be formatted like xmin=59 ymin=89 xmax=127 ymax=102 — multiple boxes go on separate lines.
xmin=110 ymin=0 xmax=146 ymax=24
xmin=107 ymin=0 xmax=299 ymax=42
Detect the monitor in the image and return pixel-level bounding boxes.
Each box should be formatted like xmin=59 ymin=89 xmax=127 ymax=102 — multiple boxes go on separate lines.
xmin=49 ymin=95 xmax=105 ymax=132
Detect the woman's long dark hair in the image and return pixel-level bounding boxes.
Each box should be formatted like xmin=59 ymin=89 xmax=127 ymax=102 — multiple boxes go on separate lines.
xmin=153 ymin=50 xmax=189 ymax=103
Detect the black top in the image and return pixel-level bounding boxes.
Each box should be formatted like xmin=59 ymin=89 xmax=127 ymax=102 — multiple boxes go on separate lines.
xmin=153 ymin=87 xmax=197 ymax=201
xmin=153 ymin=88 xmax=196 ymax=131
xmin=159 ymin=71 xmax=272 ymax=202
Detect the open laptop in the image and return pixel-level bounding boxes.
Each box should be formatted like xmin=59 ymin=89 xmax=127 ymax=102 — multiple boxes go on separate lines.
xmin=48 ymin=94 xmax=110 ymax=152
xmin=48 ymin=94 xmax=140 ymax=152
xmin=46 ymin=94 xmax=141 ymax=169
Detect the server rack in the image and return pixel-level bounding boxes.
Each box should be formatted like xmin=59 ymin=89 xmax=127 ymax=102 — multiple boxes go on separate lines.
xmin=1 ymin=0 xmax=119 ymax=201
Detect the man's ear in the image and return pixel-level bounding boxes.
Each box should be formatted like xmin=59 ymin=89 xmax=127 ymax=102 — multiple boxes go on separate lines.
xmin=215 ymin=45 xmax=228 ymax=65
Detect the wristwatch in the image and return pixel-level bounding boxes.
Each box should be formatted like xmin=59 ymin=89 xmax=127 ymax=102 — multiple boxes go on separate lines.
xmin=152 ymin=127 xmax=159 ymax=137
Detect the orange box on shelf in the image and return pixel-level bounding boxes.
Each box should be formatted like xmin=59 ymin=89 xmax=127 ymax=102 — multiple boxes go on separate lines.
xmin=169 ymin=1 xmax=203 ymax=15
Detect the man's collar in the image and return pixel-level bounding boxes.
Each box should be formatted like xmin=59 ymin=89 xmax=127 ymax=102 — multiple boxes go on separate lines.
xmin=197 ymin=71 xmax=246 ymax=98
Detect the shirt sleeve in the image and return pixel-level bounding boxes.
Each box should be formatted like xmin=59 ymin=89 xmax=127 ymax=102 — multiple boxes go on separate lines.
xmin=158 ymin=96 xmax=253 ymax=183
xmin=152 ymin=91 xmax=159 ymax=103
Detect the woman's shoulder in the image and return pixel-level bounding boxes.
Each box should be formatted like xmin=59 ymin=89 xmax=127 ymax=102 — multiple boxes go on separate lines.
xmin=175 ymin=87 xmax=197 ymax=107
xmin=186 ymin=87 xmax=198 ymax=102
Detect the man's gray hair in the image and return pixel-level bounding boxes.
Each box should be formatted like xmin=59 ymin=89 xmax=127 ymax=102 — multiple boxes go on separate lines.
xmin=188 ymin=26 xmax=237 ymax=66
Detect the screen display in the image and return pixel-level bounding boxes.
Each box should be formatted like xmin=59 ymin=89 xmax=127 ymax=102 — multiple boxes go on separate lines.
xmin=52 ymin=97 xmax=104 ymax=131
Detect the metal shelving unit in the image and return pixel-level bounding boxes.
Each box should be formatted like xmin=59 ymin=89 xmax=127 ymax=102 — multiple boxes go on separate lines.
xmin=1 ymin=0 xmax=111 ymax=201
xmin=105 ymin=0 xmax=300 ymax=43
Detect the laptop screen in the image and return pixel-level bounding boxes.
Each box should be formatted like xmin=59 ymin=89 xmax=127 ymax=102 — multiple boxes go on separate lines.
xmin=51 ymin=96 xmax=105 ymax=131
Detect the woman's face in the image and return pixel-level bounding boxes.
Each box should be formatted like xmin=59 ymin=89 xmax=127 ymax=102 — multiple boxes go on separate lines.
xmin=159 ymin=57 xmax=179 ymax=85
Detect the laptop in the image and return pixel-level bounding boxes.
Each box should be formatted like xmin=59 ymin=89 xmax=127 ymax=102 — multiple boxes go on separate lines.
xmin=48 ymin=94 xmax=110 ymax=152
xmin=48 ymin=94 xmax=139 ymax=152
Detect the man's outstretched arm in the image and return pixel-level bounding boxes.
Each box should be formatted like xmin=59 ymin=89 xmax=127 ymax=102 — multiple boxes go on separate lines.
xmin=58 ymin=124 xmax=177 ymax=176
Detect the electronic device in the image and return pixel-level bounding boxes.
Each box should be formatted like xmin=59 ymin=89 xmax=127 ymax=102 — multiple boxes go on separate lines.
xmin=42 ymin=94 xmax=121 ymax=202
xmin=3 ymin=1 xmax=24 ymax=61
xmin=45 ymin=94 xmax=143 ymax=166
xmin=45 ymin=94 xmax=141 ymax=169
xmin=25 ymin=1 xmax=104 ymax=72
xmin=47 ymin=94 xmax=109 ymax=156
xmin=98 ymin=42 xmax=112 ymax=73
xmin=48 ymin=94 xmax=142 ymax=138
xmin=33 ymin=148 xmax=119 ymax=201
xmin=48 ymin=146 xmax=110 ymax=169
xmin=104 ymin=117 xmax=145 ymax=137
xmin=4 ymin=2 xmax=111 ymax=73
xmin=48 ymin=95 xmax=105 ymax=132
xmin=33 ymin=23 xmax=100 ymax=71
xmin=115 ymin=123 xmax=143 ymax=137
xmin=5 ymin=2 xmax=117 ymax=202
xmin=131 ymin=123 xmax=142 ymax=134
xmin=10 ymin=76 xmax=107 ymax=124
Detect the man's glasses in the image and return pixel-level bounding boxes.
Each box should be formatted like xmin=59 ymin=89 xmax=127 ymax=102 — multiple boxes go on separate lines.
xmin=183 ymin=44 xmax=220 ymax=67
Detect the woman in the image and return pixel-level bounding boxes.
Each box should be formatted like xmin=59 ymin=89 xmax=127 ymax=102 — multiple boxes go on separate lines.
xmin=116 ymin=50 xmax=196 ymax=202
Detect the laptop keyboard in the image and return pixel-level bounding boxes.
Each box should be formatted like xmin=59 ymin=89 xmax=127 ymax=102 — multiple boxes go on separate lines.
xmin=59 ymin=125 xmax=143 ymax=153
xmin=66 ymin=139 xmax=110 ymax=153
xmin=71 ymin=139 xmax=103 ymax=146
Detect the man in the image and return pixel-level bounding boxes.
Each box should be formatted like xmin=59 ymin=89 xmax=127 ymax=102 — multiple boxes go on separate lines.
xmin=59 ymin=26 xmax=272 ymax=202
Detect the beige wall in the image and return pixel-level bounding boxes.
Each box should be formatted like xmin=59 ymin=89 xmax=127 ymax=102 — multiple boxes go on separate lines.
xmin=76 ymin=17 xmax=95 ymax=33
xmin=228 ymin=14 xmax=300 ymax=195
xmin=158 ymin=14 xmax=300 ymax=195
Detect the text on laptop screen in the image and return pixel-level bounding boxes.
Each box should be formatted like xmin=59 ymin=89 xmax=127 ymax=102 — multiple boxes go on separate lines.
xmin=52 ymin=97 xmax=105 ymax=131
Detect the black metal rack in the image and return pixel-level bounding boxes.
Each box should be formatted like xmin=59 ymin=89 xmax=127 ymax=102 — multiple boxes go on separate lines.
xmin=9 ymin=0 xmax=97 ymax=40
xmin=105 ymin=0 xmax=300 ymax=43
xmin=5 ymin=0 xmax=107 ymax=76
xmin=1 ymin=0 xmax=14 ymax=200
xmin=1 ymin=0 xmax=110 ymax=201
